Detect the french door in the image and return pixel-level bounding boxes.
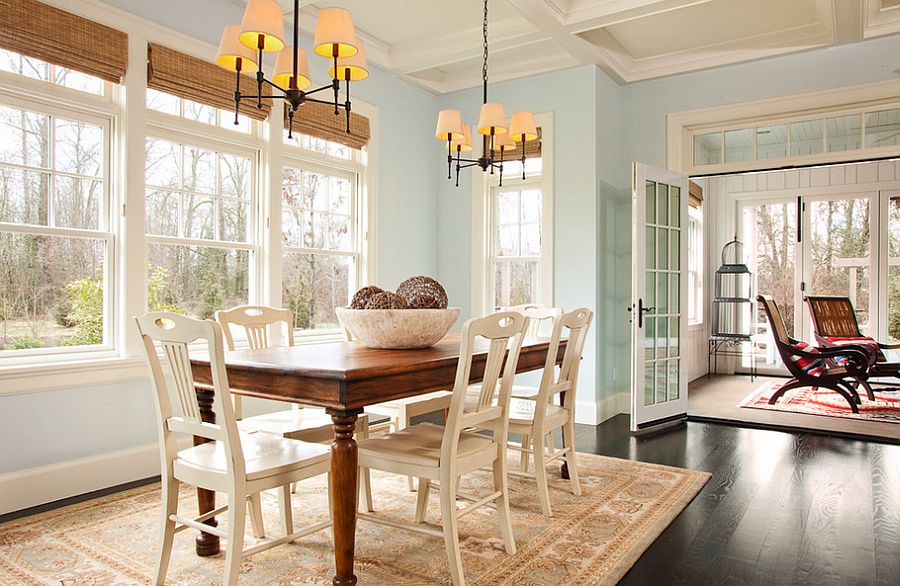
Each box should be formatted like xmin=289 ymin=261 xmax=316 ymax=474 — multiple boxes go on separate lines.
xmin=630 ymin=163 xmax=689 ymax=431
xmin=739 ymin=192 xmax=878 ymax=373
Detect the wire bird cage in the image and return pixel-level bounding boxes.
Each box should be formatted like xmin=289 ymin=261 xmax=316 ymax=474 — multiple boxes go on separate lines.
xmin=711 ymin=237 xmax=753 ymax=340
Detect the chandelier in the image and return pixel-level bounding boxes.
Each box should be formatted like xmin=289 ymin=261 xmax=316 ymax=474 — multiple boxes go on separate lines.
xmin=435 ymin=0 xmax=537 ymax=187
xmin=215 ymin=0 xmax=367 ymax=138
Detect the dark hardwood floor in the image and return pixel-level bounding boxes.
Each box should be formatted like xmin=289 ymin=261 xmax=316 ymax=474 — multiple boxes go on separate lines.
xmin=580 ymin=415 xmax=900 ymax=586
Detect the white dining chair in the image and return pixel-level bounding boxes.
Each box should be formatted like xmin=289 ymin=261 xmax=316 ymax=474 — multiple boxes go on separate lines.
xmin=343 ymin=327 xmax=453 ymax=492
xmin=135 ymin=312 xmax=331 ymax=586
xmin=356 ymin=311 xmax=526 ymax=586
xmin=506 ymin=308 xmax=593 ymax=517
xmin=216 ymin=305 xmax=373 ymax=525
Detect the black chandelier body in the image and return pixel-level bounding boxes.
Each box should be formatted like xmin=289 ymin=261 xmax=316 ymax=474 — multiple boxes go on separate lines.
xmin=230 ymin=0 xmax=353 ymax=139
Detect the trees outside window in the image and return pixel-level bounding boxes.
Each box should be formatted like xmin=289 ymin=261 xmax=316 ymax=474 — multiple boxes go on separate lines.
xmin=490 ymin=182 xmax=544 ymax=310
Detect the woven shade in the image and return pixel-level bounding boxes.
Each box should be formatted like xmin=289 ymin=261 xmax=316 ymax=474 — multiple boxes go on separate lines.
xmin=491 ymin=127 xmax=541 ymax=159
xmin=0 ymin=0 xmax=128 ymax=83
xmin=689 ymin=180 xmax=703 ymax=208
xmin=147 ymin=43 xmax=271 ymax=121
xmin=284 ymin=101 xmax=370 ymax=150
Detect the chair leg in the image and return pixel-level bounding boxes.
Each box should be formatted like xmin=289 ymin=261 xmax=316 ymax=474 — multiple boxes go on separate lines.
xmin=397 ymin=407 xmax=416 ymax=492
xmin=247 ymin=493 xmax=265 ymax=539
xmin=278 ymin=484 xmax=294 ymax=537
xmin=357 ymin=425 xmax=374 ymax=513
xmin=439 ymin=476 xmax=465 ymax=586
xmin=492 ymin=454 xmax=516 ymax=555
xmin=414 ymin=478 xmax=431 ymax=523
xmin=563 ymin=421 xmax=581 ymax=496
xmin=224 ymin=490 xmax=247 ymax=586
xmin=153 ymin=477 xmax=179 ymax=586
xmin=823 ymin=382 xmax=860 ymax=413
xmin=533 ymin=430 xmax=553 ymax=517
xmin=768 ymin=378 xmax=804 ymax=405
xmin=520 ymin=434 xmax=531 ymax=473
xmin=857 ymin=378 xmax=876 ymax=401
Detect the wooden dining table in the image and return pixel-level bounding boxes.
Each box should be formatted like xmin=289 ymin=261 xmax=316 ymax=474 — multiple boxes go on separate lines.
xmin=190 ymin=332 xmax=567 ymax=586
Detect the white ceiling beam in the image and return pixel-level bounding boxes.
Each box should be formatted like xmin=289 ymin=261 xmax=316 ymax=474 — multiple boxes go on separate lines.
xmin=830 ymin=0 xmax=865 ymax=44
xmin=561 ymin=0 xmax=714 ymax=32
xmin=505 ymin=0 xmax=611 ymax=66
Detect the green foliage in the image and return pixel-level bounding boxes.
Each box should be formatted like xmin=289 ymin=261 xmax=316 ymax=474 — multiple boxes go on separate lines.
xmin=148 ymin=265 xmax=184 ymax=314
xmin=65 ymin=278 xmax=104 ymax=345
xmin=9 ymin=337 xmax=46 ymax=350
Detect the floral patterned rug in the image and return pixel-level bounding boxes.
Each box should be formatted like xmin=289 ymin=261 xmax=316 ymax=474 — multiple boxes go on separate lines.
xmin=740 ymin=381 xmax=900 ymax=423
xmin=0 ymin=452 xmax=709 ymax=585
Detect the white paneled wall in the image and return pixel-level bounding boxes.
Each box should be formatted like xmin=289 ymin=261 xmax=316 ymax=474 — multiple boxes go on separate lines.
xmin=683 ymin=159 xmax=900 ymax=379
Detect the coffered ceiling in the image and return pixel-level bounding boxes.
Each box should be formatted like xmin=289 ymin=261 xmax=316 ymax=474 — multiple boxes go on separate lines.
xmin=230 ymin=0 xmax=900 ymax=93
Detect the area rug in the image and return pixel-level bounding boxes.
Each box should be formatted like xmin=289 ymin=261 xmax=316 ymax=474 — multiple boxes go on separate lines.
xmin=0 ymin=452 xmax=709 ymax=585
xmin=740 ymin=381 xmax=900 ymax=423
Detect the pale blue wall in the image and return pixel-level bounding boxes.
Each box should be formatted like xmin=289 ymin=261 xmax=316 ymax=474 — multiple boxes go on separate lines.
xmin=0 ymin=0 xmax=440 ymax=476
xmin=436 ymin=66 xmax=602 ymax=410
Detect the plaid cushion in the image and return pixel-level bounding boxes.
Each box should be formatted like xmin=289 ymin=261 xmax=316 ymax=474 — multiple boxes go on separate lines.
xmin=823 ymin=335 xmax=884 ymax=362
xmin=790 ymin=341 xmax=825 ymax=376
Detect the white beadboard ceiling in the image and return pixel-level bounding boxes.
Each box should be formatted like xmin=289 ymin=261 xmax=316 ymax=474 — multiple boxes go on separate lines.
xmin=229 ymin=0 xmax=900 ymax=94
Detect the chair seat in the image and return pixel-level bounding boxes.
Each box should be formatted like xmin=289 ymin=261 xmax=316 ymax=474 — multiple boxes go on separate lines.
xmin=175 ymin=432 xmax=330 ymax=482
xmin=238 ymin=407 xmax=333 ymax=436
xmin=358 ymin=422 xmax=493 ymax=468
xmin=507 ymin=398 xmax=569 ymax=428
xmin=365 ymin=391 xmax=453 ymax=418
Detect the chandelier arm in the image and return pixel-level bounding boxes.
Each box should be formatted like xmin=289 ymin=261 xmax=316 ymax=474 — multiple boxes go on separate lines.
xmin=498 ymin=148 xmax=504 ymax=187
xmin=304 ymin=83 xmax=336 ymax=96
xmin=304 ymin=96 xmax=349 ymax=108
xmin=332 ymin=54 xmax=340 ymax=115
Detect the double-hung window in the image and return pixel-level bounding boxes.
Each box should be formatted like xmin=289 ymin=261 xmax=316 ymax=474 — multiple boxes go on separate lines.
xmin=281 ymin=160 xmax=359 ymax=332
xmin=144 ymin=92 xmax=258 ymax=319
xmin=489 ymin=171 xmax=548 ymax=310
xmin=0 ymin=52 xmax=113 ymax=356
xmin=687 ymin=205 xmax=704 ymax=325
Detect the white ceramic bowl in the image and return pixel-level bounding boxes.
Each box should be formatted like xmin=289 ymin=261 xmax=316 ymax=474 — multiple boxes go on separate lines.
xmin=336 ymin=306 xmax=461 ymax=349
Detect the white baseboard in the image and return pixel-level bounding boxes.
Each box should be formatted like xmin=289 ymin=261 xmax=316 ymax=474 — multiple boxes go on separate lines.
xmin=575 ymin=400 xmax=600 ymax=425
xmin=0 ymin=442 xmax=163 ymax=516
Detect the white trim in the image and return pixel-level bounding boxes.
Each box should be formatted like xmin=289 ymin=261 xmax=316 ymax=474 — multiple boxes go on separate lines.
xmin=0 ymin=357 xmax=146 ymax=397
xmin=0 ymin=440 xmax=193 ymax=515
xmin=667 ymin=78 xmax=900 ymax=174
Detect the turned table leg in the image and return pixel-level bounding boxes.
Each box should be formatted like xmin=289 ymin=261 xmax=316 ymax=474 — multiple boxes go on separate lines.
xmin=329 ymin=409 xmax=361 ymax=586
xmin=559 ymin=390 xmax=570 ymax=480
xmin=194 ymin=385 xmax=220 ymax=556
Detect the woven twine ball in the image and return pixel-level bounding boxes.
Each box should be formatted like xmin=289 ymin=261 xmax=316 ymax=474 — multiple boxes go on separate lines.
xmin=350 ymin=285 xmax=383 ymax=309
xmin=396 ymin=276 xmax=448 ymax=309
xmin=365 ymin=291 xmax=409 ymax=310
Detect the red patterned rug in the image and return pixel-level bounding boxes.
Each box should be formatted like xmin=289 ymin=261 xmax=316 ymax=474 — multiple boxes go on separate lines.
xmin=740 ymin=381 xmax=900 ymax=424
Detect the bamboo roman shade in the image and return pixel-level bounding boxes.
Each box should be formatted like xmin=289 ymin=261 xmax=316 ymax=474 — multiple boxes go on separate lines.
xmin=0 ymin=0 xmax=128 ymax=83
xmin=284 ymin=102 xmax=370 ymax=150
xmin=147 ymin=43 xmax=271 ymax=121
xmin=689 ymin=180 xmax=703 ymax=208
xmin=490 ymin=127 xmax=542 ymax=159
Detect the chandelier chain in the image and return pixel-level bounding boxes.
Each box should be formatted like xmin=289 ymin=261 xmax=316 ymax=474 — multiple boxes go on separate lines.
xmin=482 ymin=0 xmax=489 ymax=103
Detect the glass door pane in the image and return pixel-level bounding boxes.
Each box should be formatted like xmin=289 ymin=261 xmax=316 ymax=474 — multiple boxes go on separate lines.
xmin=887 ymin=195 xmax=900 ymax=342
xmin=741 ymin=200 xmax=797 ymax=370
xmin=806 ymin=196 xmax=871 ymax=335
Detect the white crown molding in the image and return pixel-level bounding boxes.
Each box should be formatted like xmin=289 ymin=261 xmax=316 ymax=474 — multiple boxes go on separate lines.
xmin=864 ymin=0 xmax=900 ymax=38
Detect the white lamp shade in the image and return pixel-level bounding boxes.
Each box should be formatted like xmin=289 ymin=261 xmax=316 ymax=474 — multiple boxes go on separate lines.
xmin=273 ymin=45 xmax=312 ymax=90
xmin=509 ymin=111 xmax=538 ymax=142
xmin=239 ymin=0 xmax=285 ymax=52
xmin=435 ymin=109 xmax=464 ymax=141
xmin=314 ymin=7 xmax=359 ymax=58
xmin=450 ymin=124 xmax=473 ymax=153
xmin=329 ymin=38 xmax=368 ymax=81
xmin=478 ymin=102 xmax=507 ymax=135
xmin=216 ymin=24 xmax=258 ymax=72
xmin=491 ymin=129 xmax=517 ymax=153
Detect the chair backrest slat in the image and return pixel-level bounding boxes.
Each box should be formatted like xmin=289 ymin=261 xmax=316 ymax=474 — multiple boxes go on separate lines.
xmin=504 ymin=304 xmax=562 ymax=338
xmin=758 ymin=295 xmax=790 ymax=344
xmin=533 ymin=308 xmax=593 ymax=416
xmin=806 ymin=295 xmax=863 ymax=338
xmin=216 ymin=305 xmax=294 ymax=351
xmin=135 ymin=312 xmax=245 ymax=477
xmin=443 ymin=312 xmax=526 ymax=463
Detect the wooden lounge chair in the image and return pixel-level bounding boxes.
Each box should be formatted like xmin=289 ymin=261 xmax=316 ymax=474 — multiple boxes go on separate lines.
xmin=757 ymin=295 xmax=869 ymax=413
xmin=805 ymin=295 xmax=900 ymax=398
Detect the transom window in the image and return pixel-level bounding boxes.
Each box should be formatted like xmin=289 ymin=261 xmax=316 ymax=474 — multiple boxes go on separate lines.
xmin=281 ymin=164 xmax=359 ymax=332
xmin=0 ymin=100 xmax=111 ymax=352
xmin=147 ymin=88 xmax=250 ymax=133
xmin=283 ymin=130 xmax=353 ymax=161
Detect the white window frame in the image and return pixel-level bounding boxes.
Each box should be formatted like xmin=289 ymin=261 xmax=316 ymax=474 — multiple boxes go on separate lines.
xmin=668 ymin=78 xmax=900 ymax=176
xmin=687 ymin=205 xmax=703 ymax=326
xmin=0 ymin=65 xmax=120 ymax=366
xmin=0 ymin=3 xmax=378 ymax=394
xmin=471 ymin=111 xmax=554 ymax=317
